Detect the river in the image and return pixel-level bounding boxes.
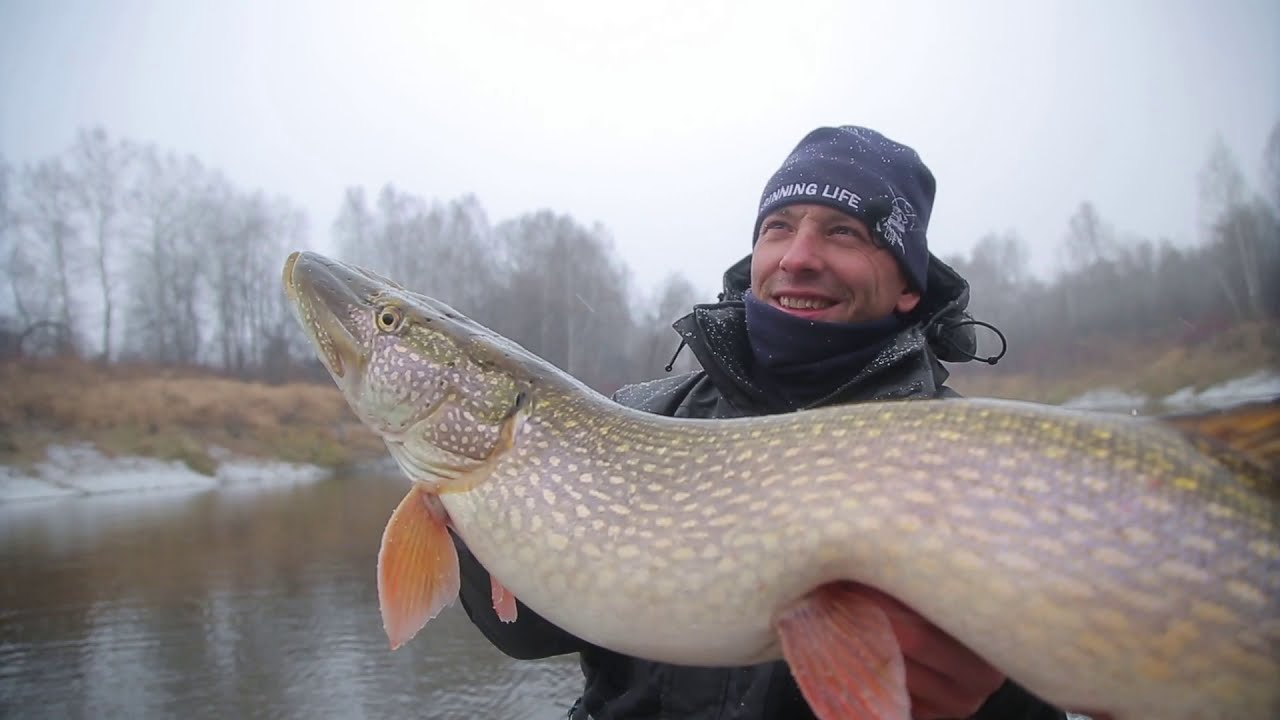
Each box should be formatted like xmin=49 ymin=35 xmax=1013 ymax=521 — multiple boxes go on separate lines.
xmin=0 ymin=473 xmax=581 ymax=719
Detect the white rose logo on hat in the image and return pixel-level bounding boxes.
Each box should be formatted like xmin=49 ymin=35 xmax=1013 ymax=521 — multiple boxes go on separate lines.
xmin=876 ymin=194 xmax=915 ymax=252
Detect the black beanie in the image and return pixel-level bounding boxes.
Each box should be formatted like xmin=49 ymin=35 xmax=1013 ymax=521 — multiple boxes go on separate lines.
xmin=753 ymin=126 xmax=935 ymax=293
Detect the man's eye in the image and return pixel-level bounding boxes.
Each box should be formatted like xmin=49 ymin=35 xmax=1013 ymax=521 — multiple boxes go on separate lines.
xmin=831 ymin=225 xmax=856 ymax=236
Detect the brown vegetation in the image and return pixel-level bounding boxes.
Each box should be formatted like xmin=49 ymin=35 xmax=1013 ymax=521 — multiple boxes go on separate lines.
xmin=948 ymin=320 xmax=1278 ymax=408
xmin=0 ymin=357 xmax=385 ymax=472
xmin=3 ymin=319 xmax=1274 ymax=474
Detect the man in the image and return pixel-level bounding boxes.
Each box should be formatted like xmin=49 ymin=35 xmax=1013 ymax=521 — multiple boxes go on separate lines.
xmin=453 ymin=125 xmax=1066 ymax=719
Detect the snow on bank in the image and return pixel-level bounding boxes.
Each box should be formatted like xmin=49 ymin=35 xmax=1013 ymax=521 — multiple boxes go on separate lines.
xmin=1061 ymin=370 xmax=1280 ymax=415
xmin=0 ymin=442 xmax=331 ymax=504
xmin=1162 ymin=370 xmax=1280 ymax=412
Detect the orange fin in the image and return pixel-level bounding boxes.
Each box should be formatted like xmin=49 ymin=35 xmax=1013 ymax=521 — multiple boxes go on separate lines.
xmin=377 ymin=485 xmax=460 ymax=650
xmin=490 ymin=573 xmax=518 ymax=623
xmin=774 ymin=582 xmax=910 ymax=720
xmin=1161 ymin=397 xmax=1280 ymax=479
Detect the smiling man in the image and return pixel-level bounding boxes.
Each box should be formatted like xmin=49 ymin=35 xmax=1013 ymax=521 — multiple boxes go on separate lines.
xmin=453 ymin=126 xmax=1068 ymax=719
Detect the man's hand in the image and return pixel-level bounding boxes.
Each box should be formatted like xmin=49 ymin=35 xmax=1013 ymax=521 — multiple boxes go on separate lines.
xmin=857 ymin=586 xmax=1005 ymax=719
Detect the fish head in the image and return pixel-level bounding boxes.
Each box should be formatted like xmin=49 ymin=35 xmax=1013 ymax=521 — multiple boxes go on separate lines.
xmin=282 ymin=251 xmax=527 ymax=446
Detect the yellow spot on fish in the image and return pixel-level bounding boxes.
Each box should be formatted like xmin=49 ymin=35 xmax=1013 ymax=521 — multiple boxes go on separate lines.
xmin=903 ymin=489 xmax=936 ymax=505
xmin=1027 ymin=536 xmax=1067 ymax=557
xmin=1140 ymin=495 xmax=1175 ymax=514
xmin=575 ymin=504 xmax=591 ymax=519
xmin=1181 ymin=535 xmax=1216 ymax=553
xmin=1153 ymin=619 xmax=1200 ymax=656
xmin=1080 ymin=476 xmax=1107 ymax=492
xmin=1206 ymin=503 xmax=1234 ymax=519
xmin=1158 ymin=560 xmax=1210 ymax=583
xmin=896 ymin=514 xmax=923 ymax=532
xmin=542 ymin=489 xmax=556 ymax=504
xmin=616 ymin=545 xmax=640 ymax=559
xmin=1191 ymin=601 xmax=1239 ymax=625
xmin=1136 ymin=658 xmax=1175 ymax=682
xmin=547 ymin=533 xmax=568 ymax=550
xmin=1021 ymin=477 xmax=1051 ymax=493
xmin=995 ymin=550 xmax=1038 ymax=571
xmin=1226 ymin=580 xmax=1266 ymax=606
xmin=655 ymin=516 xmax=673 ymax=528
xmin=1121 ymin=527 xmax=1157 ymax=545
xmin=609 ymin=504 xmax=631 ymax=515
xmin=530 ymin=515 xmax=543 ymax=532
xmin=1064 ymin=503 xmax=1096 ymax=522
xmin=991 ymin=507 xmax=1031 ymax=528
xmin=1249 ymin=539 xmax=1280 ymax=560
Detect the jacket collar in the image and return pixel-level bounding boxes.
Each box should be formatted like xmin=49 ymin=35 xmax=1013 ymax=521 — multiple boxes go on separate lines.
xmin=669 ymin=252 xmax=983 ymax=414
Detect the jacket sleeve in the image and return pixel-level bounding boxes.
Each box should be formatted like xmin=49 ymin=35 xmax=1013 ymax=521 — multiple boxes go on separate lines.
xmin=972 ymin=679 xmax=1067 ymax=720
xmin=452 ymin=531 xmax=588 ymax=660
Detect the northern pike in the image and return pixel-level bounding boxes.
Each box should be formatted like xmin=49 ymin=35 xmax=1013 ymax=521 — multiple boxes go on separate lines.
xmin=282 ymin=250 xmax=1279 ymax=720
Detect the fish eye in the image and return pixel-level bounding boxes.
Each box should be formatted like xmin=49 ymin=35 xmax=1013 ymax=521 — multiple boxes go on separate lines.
xmin=376 ymin=305 xmax=403 ymax=332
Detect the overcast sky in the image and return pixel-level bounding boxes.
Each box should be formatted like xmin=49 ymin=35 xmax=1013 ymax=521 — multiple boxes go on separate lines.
xmin=2 ymin=0 xmax=1277 ymax=300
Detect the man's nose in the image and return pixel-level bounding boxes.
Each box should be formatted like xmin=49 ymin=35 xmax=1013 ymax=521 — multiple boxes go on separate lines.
xmin=779 ymin=224 xmax=823 ymax=274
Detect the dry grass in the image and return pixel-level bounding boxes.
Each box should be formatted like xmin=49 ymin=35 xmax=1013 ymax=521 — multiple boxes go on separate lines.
xmin=949 ymin=321 xmax=1279 ymax=407
xmin=2 ymin=321 xmax=1275 ymax=471
xmin=0 ymin=358 xmax=385 ymax=472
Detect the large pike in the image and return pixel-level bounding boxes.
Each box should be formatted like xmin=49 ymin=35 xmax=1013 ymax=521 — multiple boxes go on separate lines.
xmin=282 ymin=251 xmax=1278 ymax=720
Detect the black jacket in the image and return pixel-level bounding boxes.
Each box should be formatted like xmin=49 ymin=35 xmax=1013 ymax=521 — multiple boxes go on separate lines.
xmin=454 ymin=254 xmax=1063 ymax=720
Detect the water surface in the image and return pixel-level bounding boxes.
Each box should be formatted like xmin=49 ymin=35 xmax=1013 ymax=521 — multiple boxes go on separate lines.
xmin=0 ymin=474 xmax=581 ymax=719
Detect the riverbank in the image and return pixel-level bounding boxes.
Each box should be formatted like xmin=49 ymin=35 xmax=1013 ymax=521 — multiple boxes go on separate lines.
xmin=0 ymin=358 xmax=389 ymax=502
xmin=2 ymin=332 xmax=1276 ymax=503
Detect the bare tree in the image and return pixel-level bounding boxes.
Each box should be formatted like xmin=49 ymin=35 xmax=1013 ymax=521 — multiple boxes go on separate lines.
xmin=493 ymin=210 xmax=636 ymax=392
xmin=1199 ymin=138 xmax=1264 ymax=320
xmin=69 ymin=127 xmax=133 ymax=363
xmin=122 ymin=146 xmax=208 ymax=364
xmin=19 ymin=158 xmax=82 ymax=354
xmin=634 ymin=271 xmax=704 ymax=376
xmin=1263 ymin=119 xmax=1279 ymax=213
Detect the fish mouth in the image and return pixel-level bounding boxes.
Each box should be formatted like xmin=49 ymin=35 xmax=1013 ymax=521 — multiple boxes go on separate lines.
xmin=283 ymin=251 xmax=381 ymax=381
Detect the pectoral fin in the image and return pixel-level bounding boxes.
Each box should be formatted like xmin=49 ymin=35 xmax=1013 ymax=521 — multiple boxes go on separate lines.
xmin=377 ymin=485 xmax=460 ymax=650
xmin=774 ymin=582 xmax=910 ymax=720
xmin=491 ymin=574 xmax=519 ymax=623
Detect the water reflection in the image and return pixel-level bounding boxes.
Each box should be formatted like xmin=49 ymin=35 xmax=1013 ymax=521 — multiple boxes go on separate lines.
xmin=0 ymin=474 xmax=580 ymax=719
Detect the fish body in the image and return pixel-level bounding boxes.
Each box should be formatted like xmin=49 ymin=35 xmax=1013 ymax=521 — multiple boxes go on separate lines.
xmin=283 ymin=251 xmax=1279 ymax=720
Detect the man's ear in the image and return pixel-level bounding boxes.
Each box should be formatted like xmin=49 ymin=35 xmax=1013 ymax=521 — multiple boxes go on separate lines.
xmin=895 ymin=288 xmax=922 ymax=315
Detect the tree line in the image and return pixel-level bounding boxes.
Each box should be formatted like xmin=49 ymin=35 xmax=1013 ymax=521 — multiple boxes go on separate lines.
xmin=1 ymin=124 xmax=1276 ymax=393
xmin=944 ymin=129 xmax=1279 ymax=374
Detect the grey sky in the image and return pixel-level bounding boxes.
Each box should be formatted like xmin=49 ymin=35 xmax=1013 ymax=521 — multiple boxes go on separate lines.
xmin=3 ymin=0 xmax=1277 ymax=300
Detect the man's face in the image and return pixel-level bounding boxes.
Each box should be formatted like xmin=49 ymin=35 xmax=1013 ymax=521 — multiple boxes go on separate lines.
xmin=750 ymin=203 xmax=921 ymax=324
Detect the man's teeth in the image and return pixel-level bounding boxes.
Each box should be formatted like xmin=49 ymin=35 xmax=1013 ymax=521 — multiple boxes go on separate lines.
xmin=778 ymin=296 xmax=833 ymax=310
